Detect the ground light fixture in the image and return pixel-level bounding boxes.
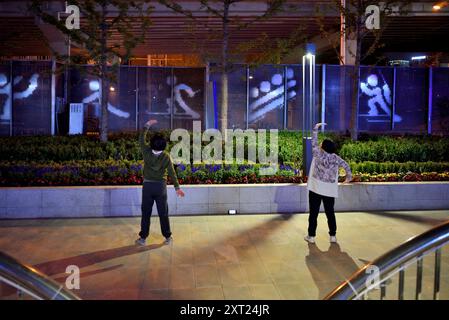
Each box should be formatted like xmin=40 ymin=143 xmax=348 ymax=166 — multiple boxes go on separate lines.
xmin=228 ymin=209 xmax=237 ymax=215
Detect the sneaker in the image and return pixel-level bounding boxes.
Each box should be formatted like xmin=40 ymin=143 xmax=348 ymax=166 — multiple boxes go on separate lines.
xmin=330 ymin=236 xmax=337 ymax=243
xmin=164 ymin=237 xmax=173 ymax=245
xmin=135 ymin=238 xmax=146 ymax=246
xmin=304 ymin=236 xmax=315 ymax=244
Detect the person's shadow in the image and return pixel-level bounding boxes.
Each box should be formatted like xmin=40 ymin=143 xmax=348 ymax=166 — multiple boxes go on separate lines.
xmin=0 ymin=244 xmax=164 ymax=298
xmin=305 ymin=243 xmax=361 ymax=299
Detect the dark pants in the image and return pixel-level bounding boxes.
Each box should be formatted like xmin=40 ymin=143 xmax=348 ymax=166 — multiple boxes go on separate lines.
xmin=308 ymin=190 xmax=336 ymax=237
xmin=139 ymin=181 xmax=172 ymax=240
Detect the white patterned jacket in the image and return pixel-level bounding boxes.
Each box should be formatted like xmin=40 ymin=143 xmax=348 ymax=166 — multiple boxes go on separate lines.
xmin=307 ymin=128 xmax=352 ymax=198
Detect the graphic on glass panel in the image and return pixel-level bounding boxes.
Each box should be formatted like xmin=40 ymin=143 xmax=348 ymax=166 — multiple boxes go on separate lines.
xmin=248 ymin=68 xmax=296 ymax=123
xmin=166 ymin=76 xmax=201 ymax=119
xmin=82 ymin=80 xmax=130 ymax=118
xmin=360 ymin=74 xmax=402 ymax=123
xmin=0 ymin=73 xmax=39 ymax=122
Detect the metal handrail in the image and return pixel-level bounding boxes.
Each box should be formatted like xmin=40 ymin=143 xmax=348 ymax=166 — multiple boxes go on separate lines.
xmin=325 ymin=220 xmax=449 ymax=300
xmin=0 ymin=251 xmax=81 ymax=300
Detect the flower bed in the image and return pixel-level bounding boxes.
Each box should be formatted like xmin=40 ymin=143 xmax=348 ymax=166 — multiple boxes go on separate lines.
xmin=1 ymin=132 xmax=448 ymax=187
xmin=1 ymin=160 xmax=448 ymax=187
xmin=1 ymin=132 xmax=449 ymax=164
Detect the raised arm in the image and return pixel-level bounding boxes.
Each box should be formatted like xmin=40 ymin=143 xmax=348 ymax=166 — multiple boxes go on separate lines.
xmin=312 ymin=123 xmax=325 ymax=157
xmin=139 ymin=119 xmax=157 ymax=153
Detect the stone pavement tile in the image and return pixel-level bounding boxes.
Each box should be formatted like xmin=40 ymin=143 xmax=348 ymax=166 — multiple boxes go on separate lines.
xmin=77 ymin=265 xmax=145 ymax=292
xmin=194 ymin=265 xmax=221 ymax=288
xmin=239 ymin=262 xmax=272 ymax=285
xmin=169 ymin=287 xmax=224 ymax=300
xmin=170 ymin=265 xmax=195 ymax=290
xmin=303 ymin=260 xmax=346 ymax=283
xmin=79 ymin=289 xmax=140 ymax=300
xmin=190 ymin=222 xmax=210 ymax=233
xmin=223 ymin=232 xmax=253 ymax=247
xmin=141 ymin=267 xmax=170 ymax=290
xmin=214 ymin=245 xmax=241 ymax=264
xmin=218 ymin=263 xmax=248 ymax=287
xmin=193 ymin=246 xmax=218 ymax=265
xmin=263 ymin=262 xmax=304 ymax=284
xmin=206 ymin=220 xmax=230 ymax=229
xmin=171 ymin=233 xmax=192 ymax=246
xmin=171 ymin=246 xmax=194 ymax=265
xmin=191 ymin=233 xmax=213 ymax=247
xmin=89 ymin=248 xmax=152 ymax=270
xmin=2 ymin=210 xmax=449 ymax=300
xmin=255 ymin=244 xmax=302 ymax=263
xmin=248 ymin=284 xmax=281 ymax=300
xmin=276 ymin=282 xmax=310 ymax=300
xmin=139 ymin=289 xmax=169 ymax=300
xmin=275 ymin=278 xmax=336 ymax=300
xmin=222 ymin=286 xmax=254 ymax=300
xmin=145 ymin=247 xmax=172 ymax=268
xmin=172 ymin=220 xmax=194 ymax=230
xmin=233 ymin=245 xmax=263 ymax=264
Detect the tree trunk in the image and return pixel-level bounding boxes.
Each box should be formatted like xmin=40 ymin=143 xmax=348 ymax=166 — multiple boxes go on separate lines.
xmin=349 ymin=4 xmax=362 ymax=141
xmin=220 ymin=1 xmax=230 ymax=137
xmin=220 ymin=72 xmax=228 ymax=131
xmin=99 ymin=6 xmax=108 ymax=143
xmin=100 ymin=75 xmax=109 ymax=142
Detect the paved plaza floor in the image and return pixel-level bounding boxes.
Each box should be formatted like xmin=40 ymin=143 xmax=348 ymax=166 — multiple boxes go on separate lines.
xmin=1 ymin=210 xmax=449 ymax=300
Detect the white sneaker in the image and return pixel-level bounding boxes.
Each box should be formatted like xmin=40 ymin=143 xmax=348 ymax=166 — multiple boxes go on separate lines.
xmin=164 ymin=237 xmax=173 ymax=245
xmin=330 ymin=236 xmax=337 ymax=243
xmin=304 ymin=236 xmax=315 ymax=244
xmin=135 ymin=238 xmax=146 ymax=246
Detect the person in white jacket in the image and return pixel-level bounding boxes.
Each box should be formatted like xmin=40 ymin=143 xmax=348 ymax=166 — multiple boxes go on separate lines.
xmin=304 ymin=123 xmax=352 ymax=244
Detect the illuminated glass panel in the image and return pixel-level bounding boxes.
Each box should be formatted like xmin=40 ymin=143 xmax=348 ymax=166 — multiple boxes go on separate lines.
xmin=12 ymin=61 xmax=52 ymax=136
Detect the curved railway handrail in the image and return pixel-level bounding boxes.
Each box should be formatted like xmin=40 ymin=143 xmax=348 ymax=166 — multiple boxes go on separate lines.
xmin=325 ymin=220 xmax=449 ymax=300
xmin=0 ymin=251 xmax=80 ymax=300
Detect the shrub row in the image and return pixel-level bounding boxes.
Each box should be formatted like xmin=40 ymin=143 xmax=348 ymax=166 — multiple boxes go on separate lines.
xmin=0 ymin=161 xmax=301 ymax=187
xmin=340 ymin=136 xmax=449 ymax=162
xmin=1 ymin=160 xmax=448 ymax=187
xmin=1 ymin=132 xmax=448 ymax=164
xmin=350 ymin=161 xmax=449 ymax=174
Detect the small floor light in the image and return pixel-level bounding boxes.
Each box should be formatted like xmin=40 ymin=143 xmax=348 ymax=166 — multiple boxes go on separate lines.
xmin=228 ymin=209 xmax=237 ymax=215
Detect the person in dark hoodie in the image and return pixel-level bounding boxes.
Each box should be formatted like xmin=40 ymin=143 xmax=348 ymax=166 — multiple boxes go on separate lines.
xmin=135 ymin=119 xmax=185 ymax=246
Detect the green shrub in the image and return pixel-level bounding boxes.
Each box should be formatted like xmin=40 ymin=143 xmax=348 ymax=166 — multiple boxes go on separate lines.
xmin=350 ymin=161 xmax=449 ymax=174
xmin=1 ymin=131 xmax=448 ymax=164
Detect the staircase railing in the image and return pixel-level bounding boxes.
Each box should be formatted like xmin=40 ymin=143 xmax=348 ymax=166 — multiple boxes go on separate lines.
xmin=325 ymin=220 xmax=449 ymax=300
xmin=0 ymin=251 xmax=80 ymax=300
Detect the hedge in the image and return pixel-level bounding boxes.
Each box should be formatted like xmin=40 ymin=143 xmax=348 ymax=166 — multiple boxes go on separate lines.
xmin=1 ymin=132 xmax=448 ymax=164
xmin=1 ymin=160 xmax=448 ymax=187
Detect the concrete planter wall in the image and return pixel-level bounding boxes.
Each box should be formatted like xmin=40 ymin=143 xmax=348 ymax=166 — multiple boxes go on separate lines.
xmin=0 ymin=182 xmax=448 ymax=219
